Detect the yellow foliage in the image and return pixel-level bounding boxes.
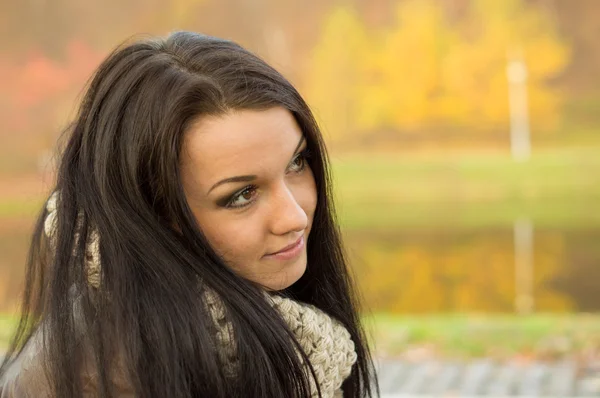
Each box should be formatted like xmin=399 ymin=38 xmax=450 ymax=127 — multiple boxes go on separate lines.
xmin=365 ymin=1 xmax=450 ymax=129
xmin=305 ymin=0 xmax=570 ymax=143
xmin=304 ymin=6 xmax=370 ymax=143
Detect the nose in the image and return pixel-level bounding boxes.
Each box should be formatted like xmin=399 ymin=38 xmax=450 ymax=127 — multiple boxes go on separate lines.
xmin=268 ymin=182 xmax=308 ymax=237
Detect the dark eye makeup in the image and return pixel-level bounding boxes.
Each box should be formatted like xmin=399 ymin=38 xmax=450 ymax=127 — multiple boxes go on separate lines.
xmin=218 ymin=147 xmax=312 ymax=209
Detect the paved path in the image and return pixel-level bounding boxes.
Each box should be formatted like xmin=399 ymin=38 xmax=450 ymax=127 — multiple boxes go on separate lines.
xmin=377 ymin=358 xmax=600 ymax=397
xmin=3 ymin=352 xmax=600 ymax=396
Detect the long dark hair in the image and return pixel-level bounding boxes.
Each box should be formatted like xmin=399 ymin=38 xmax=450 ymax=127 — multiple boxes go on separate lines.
xmin=0 ymin=31 xmax=378 ymax=397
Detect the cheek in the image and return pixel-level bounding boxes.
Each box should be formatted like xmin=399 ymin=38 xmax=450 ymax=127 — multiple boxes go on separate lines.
xmin=302 ymin=170 xmax=318 ymax=224
xmin=201 ymin=218 xmax=262 ymax=263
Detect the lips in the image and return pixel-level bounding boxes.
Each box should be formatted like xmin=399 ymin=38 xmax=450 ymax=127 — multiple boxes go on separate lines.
xmin=268 ymin=235 xmax=303 ymax=255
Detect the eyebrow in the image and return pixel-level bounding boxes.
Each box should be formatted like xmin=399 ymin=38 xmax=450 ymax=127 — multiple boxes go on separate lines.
xmin=207 ymin=135 xmax=306 ymax=195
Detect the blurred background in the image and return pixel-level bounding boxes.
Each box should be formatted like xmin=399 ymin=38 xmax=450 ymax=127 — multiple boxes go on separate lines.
xmin=1 ymin=0 xmax=599 ymax=394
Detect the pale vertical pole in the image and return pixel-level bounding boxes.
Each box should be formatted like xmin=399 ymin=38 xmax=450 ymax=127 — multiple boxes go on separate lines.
xmin=507 ymin=51 xmax=531 ymax=162
xmin=514 ymin=218 xmax=534 ymax=314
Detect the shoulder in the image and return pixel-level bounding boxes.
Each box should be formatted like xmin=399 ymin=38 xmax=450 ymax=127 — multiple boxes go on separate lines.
xmin=0 ymin=325 xmax=135 ymax=397
xmin=0 ymin=327 xmax=51 ymax=398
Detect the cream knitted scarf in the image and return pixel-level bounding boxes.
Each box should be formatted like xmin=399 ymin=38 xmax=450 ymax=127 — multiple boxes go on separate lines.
xmin=43 ymin=191 xmax=357 ymax=397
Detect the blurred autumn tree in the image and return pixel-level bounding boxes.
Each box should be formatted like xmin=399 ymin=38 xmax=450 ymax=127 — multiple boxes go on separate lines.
xmin=1 ymin=0 xmax=598 ymax=172
xmin=305 ymin=0 xmax=569 ymax=145
xmin=0 ymin=0 xmax=326 ymax=174
xmin=303 ymin=7 xmax=371 ymax=145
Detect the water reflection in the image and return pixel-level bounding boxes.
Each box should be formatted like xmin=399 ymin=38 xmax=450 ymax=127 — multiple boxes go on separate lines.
xmin=344 ymin=228 xmax=600 ymax=313
xmin=1 ymin=219 xmax=598 ymax=313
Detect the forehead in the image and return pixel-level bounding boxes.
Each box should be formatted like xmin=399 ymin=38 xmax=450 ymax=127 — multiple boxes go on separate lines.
xmin=180 ymin=107 xmax=303 ymax=191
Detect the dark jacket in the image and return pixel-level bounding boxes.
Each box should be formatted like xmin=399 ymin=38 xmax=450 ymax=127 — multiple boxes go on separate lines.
xmin=0 ymin=326 xmax=134 ymax=397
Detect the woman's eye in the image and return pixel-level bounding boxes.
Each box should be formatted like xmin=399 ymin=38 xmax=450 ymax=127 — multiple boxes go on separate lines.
xmin=227 ymin=185 xmax=257 ymax=209
xmin=223 ymin=149 xmax=312 ymax=209
xmin=288 ymin=149 xmax=311 ymax=173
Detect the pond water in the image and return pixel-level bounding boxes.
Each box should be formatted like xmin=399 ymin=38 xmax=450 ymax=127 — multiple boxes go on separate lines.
xmin=343 ymin=227 xmax=600 ymax=313
xmin=1 ymin=217 xmax=598 ymax=313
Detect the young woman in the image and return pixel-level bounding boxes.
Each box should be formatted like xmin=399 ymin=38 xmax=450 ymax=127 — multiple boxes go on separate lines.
xmin=0 ymin=31 xmax=378 ymax=397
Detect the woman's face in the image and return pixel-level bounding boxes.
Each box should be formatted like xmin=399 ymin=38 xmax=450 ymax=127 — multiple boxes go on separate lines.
xmin=180 ymin=107 xmax=317 ymax=291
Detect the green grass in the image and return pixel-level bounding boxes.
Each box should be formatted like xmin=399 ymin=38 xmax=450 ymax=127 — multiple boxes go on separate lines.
xmin=364 ymin=313 xmax=600 ymax=359
xmin=4 ymin=311 xmax=598 ymax=360
xmin=331 ymin=146 xmax=600 ymax=229
xmin=1 ymin=147 xmax=600 ymax=229
xmin=0 ymin=313 xmax=18 ymax=351
xmin=0 ymin=199 xmax=44 ymax=218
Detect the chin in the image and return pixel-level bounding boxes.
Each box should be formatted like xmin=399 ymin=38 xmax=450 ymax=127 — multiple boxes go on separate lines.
xmin=266 ymin=257 xmax=307 ymax=291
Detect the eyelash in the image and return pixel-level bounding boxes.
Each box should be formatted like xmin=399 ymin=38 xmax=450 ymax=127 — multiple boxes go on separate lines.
xmin=224 ymin=148 xmax=312 ymax=209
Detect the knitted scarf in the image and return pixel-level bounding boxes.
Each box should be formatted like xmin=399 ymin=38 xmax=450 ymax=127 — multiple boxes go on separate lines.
xmin=43 ymin=191 xmax=357 ymax=397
